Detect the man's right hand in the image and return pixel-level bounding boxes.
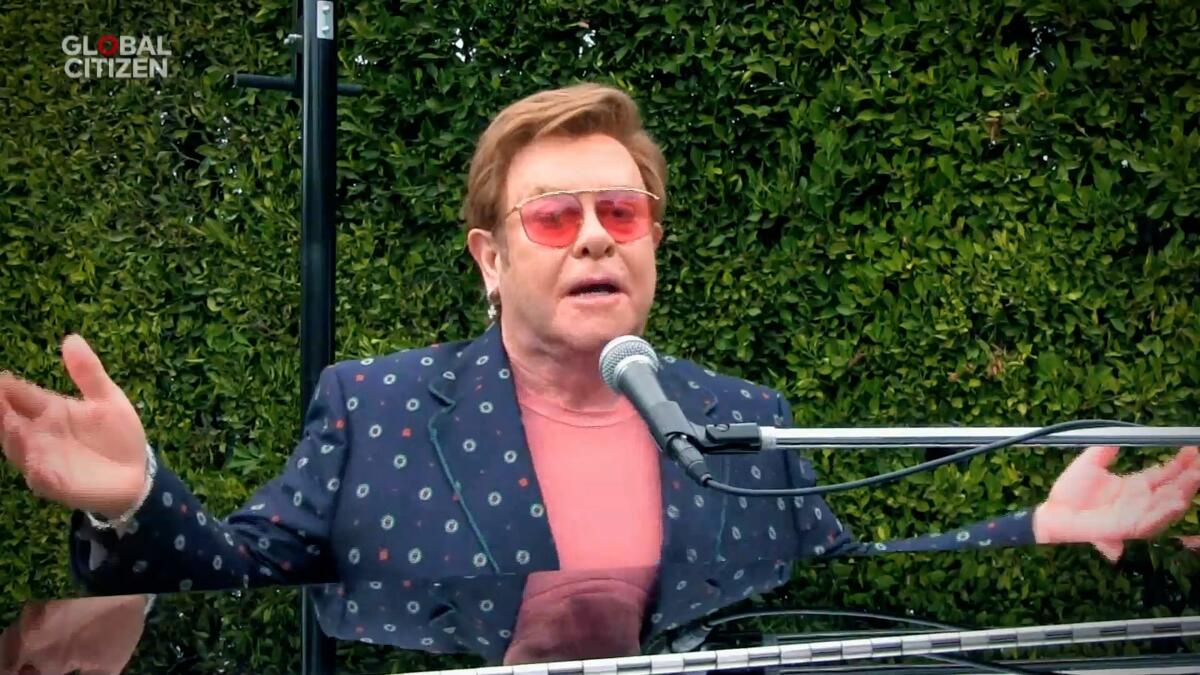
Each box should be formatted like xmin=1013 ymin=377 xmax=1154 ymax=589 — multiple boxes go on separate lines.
xmin=0 ymin=334 xmax=149 ymax=520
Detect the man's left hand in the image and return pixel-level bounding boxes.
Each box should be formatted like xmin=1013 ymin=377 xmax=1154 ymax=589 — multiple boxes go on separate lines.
xmin=1033 ymin=445 xmax=1200 ymax=562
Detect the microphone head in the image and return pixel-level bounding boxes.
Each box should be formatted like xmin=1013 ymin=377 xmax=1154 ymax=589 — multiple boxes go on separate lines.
xmin=599 ymin=335 xmax=660 ymax=391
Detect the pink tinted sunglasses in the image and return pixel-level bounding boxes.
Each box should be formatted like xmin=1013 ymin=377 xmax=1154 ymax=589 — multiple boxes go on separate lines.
xmin=505 ymin=187 xmax=660 ymax=248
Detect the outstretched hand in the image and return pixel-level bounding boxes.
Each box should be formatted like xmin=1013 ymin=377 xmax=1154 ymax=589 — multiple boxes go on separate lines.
xmin=1033 ymin=445 xmax=1200 ymax=562
xmin=0 ymin=334 xmax=149 ymax=519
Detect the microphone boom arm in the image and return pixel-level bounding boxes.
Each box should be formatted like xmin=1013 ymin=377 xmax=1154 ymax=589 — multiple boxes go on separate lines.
xmin=694 ymin=422 xmax=1200 ymax=453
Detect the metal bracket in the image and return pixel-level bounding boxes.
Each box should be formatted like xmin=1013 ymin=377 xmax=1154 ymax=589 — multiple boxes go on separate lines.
xmin=317 ymin=1 xmax=334 ymax=40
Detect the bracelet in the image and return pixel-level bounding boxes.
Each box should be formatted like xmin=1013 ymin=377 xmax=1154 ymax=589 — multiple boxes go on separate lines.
xmin=86 ymin=443 xmax=158 ymax=531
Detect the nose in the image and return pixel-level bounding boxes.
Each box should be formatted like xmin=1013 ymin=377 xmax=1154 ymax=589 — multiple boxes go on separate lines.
xmin=571 ymin=199 xmax=616 ymax=260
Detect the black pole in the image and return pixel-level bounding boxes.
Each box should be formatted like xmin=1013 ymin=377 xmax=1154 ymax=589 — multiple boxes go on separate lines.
xmin=299 ymin=0 xmax=338 ymax=672
xmin=233 ymin=1 xmax=362 ymax=671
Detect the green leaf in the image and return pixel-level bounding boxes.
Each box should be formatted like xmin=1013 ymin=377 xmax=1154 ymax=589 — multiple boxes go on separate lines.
xmin=1130 ymin=16 xmax=1149 ymax=47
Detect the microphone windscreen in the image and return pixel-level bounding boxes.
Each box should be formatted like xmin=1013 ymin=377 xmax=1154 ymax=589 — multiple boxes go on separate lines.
xmin=599 ymin=335 xmax=659 ymax=389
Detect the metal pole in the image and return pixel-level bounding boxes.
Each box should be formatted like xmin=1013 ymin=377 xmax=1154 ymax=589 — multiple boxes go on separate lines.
xmin=233 ymin=1 xmax=362 ymax=671
xmin=299 ymin=0 xmax=337 ymax=673
xmin=759 ymin=426 xmax=1200 ymax=450
xmin=419 ymin=616 xmax=1200 ymax=675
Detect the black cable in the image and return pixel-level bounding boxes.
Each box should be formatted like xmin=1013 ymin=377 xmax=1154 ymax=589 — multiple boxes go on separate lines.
xmin=703 ymin=607 xmax=960 ymax=632
xmin=663 ymin=607 xmax=962 ymax=655
xmin=698 ymin=419 xmax=1140 ymax=497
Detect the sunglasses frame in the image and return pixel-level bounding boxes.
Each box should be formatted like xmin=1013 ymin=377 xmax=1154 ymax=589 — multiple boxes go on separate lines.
xmin=505 ymin=187 xmax=661 ymax=247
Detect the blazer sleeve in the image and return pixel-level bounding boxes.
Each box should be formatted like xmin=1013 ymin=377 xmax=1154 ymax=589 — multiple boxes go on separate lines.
xmin=773 ymin=393 xmax=1037 ymax=559
xmin=69 ymin=364 xmax=353 ymax=594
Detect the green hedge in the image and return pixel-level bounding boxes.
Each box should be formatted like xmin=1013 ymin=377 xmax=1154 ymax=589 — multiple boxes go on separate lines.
xmin=1 ymin=0 xmax=1198 ymax=670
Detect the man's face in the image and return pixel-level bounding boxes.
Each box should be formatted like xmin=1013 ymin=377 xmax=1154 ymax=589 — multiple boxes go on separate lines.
xmin=469 ymin=133 xmax=663 ymax=353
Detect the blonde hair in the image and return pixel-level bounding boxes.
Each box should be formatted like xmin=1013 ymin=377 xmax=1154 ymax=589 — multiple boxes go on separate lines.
xmin=463 ymin=83 xmax=667 ymax=235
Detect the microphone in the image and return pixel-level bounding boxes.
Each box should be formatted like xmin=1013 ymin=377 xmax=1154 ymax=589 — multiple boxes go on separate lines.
xmin=600 ymin=336 xmax=712 ymax=484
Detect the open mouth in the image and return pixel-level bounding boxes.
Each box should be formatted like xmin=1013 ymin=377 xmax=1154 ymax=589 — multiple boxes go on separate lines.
xmin=568 ymin=282 xmax=621 ymax=297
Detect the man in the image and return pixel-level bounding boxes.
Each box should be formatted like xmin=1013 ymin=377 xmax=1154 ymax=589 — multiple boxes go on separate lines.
xmin=1 ymin=83 xmax=1197 ymax=663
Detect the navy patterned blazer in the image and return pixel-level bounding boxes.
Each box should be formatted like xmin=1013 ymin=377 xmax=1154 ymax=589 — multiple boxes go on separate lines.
xmin=70 ymin=322 xmax=1035 ymax=660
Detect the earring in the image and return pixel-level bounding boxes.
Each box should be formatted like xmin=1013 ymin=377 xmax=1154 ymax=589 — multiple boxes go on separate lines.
xmin=487 ymin=289 xmax=500 ymax=321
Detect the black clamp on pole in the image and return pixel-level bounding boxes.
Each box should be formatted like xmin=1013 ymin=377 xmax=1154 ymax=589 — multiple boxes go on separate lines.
xmin=232 ymin=2 xmax=362 ymax=674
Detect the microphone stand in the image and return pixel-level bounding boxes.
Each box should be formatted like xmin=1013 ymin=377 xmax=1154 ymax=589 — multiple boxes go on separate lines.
xmin=690 ymin=422 xmax=1200 ymax=453
xmin=632 ymin=393 xmax=1199 ymax=490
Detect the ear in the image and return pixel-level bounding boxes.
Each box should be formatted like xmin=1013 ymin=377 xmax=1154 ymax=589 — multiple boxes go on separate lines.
xmin=651 ymin=221 xmax=664 ymax=248
xmin=467 ymin=228 xmax=504 ymax=293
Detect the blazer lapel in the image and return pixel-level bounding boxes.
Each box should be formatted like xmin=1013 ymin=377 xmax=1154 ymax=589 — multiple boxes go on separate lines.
xmin=427 ymin=322 xmax=560 ymax=575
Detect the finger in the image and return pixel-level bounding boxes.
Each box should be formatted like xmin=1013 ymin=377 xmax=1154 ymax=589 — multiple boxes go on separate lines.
xmin=4 ymin=421 xmax=63 ymax=502
xmin=1154 ymin=464 xmax=1200 ymax=502
xmin=61 ymin=335 xmax=118 ymax=402
xmin=3 ymin=401 xmax=71 ymax=493
xmin=0 ymin=373 xmax=57 ymax=419
xmin=1092 ymin=540 xmax=1124 ymax=563
xmin=1176 ymin=535 xmax=1200 ymax=551
xmin=0 ymin=397 xmax=11 ymax=453
xmin=1074 ymin=445 xmax=1120 ymax=471
xmin=1180 ymin=464 xmax=1200 ymax=495
xmin=1131 ymin=487 xmax=1192 ymax=539
xmin=1 ymin=411 xmax=29 ymax=472
xmin=1136 ymin=446 xmax=1199 ymax=489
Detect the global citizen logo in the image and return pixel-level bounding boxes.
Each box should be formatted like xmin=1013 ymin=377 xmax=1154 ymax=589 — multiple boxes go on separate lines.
xmin=61 ymin=35 xmax=172 ymax=79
